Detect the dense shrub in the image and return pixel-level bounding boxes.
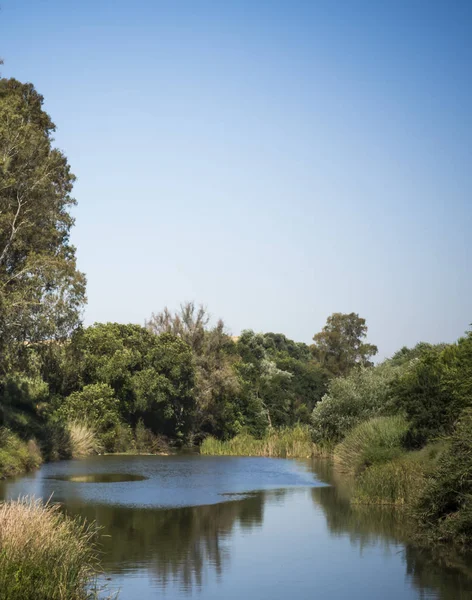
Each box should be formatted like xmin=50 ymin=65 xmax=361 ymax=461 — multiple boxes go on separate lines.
xmin=334 ymin=415 xmax=408 ymax=474
xmin=57 ymin=384 xmax=122 ymax=452
xmin=311 ymin=363 xmax=401 ymax=445
xmin=0 ymin=429 xmax=42 ymax=479
xmin=393 ymin=332 xmax=472 ymax=447
xmin=414 ymin=409 xmax=472 ymax=548
xmin=353 ymin=440 xmax=447 ymax=506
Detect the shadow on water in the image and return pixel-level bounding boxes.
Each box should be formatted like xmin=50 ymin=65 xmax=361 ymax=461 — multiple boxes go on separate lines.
xmin=309 ymin=458 xmax=472 ymax=599
xmin=64 ymin=489 xmax=270 ymax=592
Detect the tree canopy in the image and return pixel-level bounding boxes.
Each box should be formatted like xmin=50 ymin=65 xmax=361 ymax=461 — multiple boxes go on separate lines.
xmin=312 ymin=312 xmax=378 ymax=377
xmin=0 ymin=78 xmax=85 ymax=373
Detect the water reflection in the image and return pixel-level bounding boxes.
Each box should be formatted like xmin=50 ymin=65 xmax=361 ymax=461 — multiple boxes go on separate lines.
xmin=1 ymin=456 xmax=472 ymax=599
xmin=309 ymin=458 xmax=472 ymax=599
xmin=65 ymin=491 xmax=269 ymax=593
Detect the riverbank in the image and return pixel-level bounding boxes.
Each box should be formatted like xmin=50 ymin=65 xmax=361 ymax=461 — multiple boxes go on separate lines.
xmin=0 ymin=497 xmax=107 ymax=600
xmin=201 ymin=419 xmax=472 ymax=555
xmin=2 ymin=453 xmax=472 ymax=599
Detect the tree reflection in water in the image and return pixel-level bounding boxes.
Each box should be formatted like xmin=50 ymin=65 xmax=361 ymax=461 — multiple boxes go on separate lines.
xmin=309 ymin=458 xmax=472 ymax=600
xmin=64 ymin=491 xmax=269 ymax=593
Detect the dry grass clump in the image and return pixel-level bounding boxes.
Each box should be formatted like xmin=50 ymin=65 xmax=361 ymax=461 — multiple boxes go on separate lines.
xmin=0 ymin=497 xmax=105 ymax=600
xmin=68 ymin=422 xmax=102 ymax=458
xmin=200 ymin=425 xmax=314 ymax=458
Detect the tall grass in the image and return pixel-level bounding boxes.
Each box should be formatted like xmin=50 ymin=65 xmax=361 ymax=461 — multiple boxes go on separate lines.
xmin=352 ymin=455 xmax=424 ymax=505
xmin=352 ymin=441 xmax=447 ymax=506
xmin=334 ymin=415 xmax=408 ymax=474
xmin=0 ymin=497 xmax=108 ymax=600
xmin=68 ymin=422 xmax=102 ymax=458
xmin=200 ymin=425 xmax=314 ymax=458
xmin=0 ymin=428 xmax=42 ymax=479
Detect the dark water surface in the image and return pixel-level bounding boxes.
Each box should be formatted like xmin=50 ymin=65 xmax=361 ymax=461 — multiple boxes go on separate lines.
xmin=1 ymin=455 xmax=472 ymax=599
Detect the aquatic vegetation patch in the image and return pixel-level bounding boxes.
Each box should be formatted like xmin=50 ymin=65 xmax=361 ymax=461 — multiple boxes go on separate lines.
xmin=48 ymin=473 xmax=148 ymax=483
xmin=200 ymin=425 xmax=314 ymax=458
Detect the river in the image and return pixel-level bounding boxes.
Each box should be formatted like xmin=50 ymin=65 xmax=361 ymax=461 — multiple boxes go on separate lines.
xmin=1 ymin=454 xmax=471 ymax=599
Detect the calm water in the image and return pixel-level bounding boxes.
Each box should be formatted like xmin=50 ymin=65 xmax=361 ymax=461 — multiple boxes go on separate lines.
xmin=1 ymin=455 xmax=472 ymax=599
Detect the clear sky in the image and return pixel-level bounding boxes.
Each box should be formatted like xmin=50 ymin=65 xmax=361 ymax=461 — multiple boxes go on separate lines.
xmin=1 ymin=1 xmax=471 ymax=358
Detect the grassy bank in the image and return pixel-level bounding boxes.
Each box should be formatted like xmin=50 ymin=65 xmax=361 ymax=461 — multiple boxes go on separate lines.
xmin=0 ymin=429 xmax=42 ymax=479
xmin=0 ymin=497 xmax=108 ymax=600
xmin=200 ymin=425 xmax=315 ymax=458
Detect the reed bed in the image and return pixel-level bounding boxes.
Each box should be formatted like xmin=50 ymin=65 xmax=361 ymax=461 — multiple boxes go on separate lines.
xmin=0 ymin=496 xmax=108 ymax=600
xmin=352 ymin=455 xmax=424 ymax=505
xmin=200 ymin=425 xmax=314 ymax=458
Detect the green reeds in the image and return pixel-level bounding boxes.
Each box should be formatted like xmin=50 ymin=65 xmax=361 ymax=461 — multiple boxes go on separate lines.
xmin=200 ymin=425 xmax=314 ymax=458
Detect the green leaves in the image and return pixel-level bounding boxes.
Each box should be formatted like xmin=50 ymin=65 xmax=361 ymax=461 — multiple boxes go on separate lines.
xmin=312 ymin=313 xmax=378 ymax=377
xmin=0 ymin=78 xmax=85 ymax=371
xmin=60 ymin=323 xmax=196 ymax=440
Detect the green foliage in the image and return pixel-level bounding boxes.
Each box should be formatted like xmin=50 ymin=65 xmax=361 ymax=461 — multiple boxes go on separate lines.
xmin=334 ymin=415 xmax=408 ymax=474
xmin=147 ymin=303 xmax=240 ymax=439
xmin=236 ymin=330 xmax=327 ymax=433
xmin=0 ymin=78 xmax=86 ymax=372
xmin=311 ymin=362 xmax=401 ymax=445
xmin=200 ymin=425 xmax=313 ymax=458
xmin=0 ymin=429 xmax=42 ymax=479
xmin=57 ymin=383 xmax=120 ymax=452
xmin=390 ymin=342 xmax=446 ymax=366
xmin=65 ymin=324 xmax=196 ymax=440
xmin=312 ymin=312 xmax=378 ymax=377
xmin=393 ymin=332 xmax=472 ymax=447
xmin=414 ymin=409 xmax=472 ymax=548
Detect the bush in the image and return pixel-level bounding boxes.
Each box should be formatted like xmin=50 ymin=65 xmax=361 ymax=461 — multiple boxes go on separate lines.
xmin=334 ymin=415 xmax=408 ymax=474
xmin=57 ymin=384 xmax=122 ymax=452
xmin=112 ymin=423 xmax=134 ymax=453
xmin=414 ymin=409 xmax=472 ymax=548
xmin=134 ymin=419 xmax=170 ymax=454
xmin=0 ymin=429 xmax=42 ymax=479
xmin=311 ymin=363 xmax=401 ymax=445
xmin=39 ymin=418 xmax=72 ymax=462
xmin=0 ymin=497 xmax=105 ymax=600
xmin=393 ymin=333 xmax=472 ymax=447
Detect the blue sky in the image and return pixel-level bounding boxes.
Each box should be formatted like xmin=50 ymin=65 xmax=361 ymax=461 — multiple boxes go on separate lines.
xmin=1 ymin=1 xmax=471 ymax=358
